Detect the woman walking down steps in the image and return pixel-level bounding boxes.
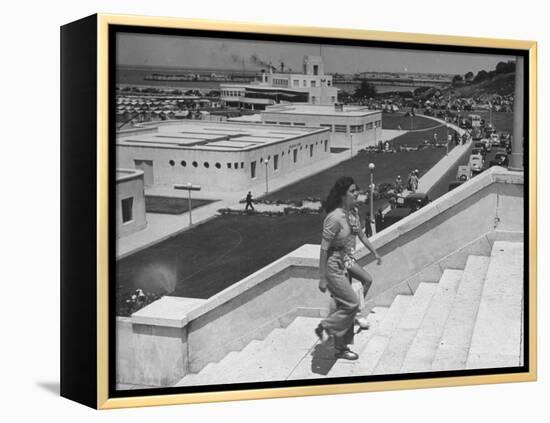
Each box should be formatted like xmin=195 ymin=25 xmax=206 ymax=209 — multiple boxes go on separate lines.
xmin=315 ymin=176 xmax=382 ymax=360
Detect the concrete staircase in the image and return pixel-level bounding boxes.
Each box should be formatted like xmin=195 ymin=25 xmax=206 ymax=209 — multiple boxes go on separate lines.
xmin=175 ymin=241 xmax=523 ymax=386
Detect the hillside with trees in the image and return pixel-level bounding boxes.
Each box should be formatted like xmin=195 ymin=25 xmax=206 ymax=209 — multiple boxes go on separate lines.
xmin=447 ymin=60 xmax=516 ymax=96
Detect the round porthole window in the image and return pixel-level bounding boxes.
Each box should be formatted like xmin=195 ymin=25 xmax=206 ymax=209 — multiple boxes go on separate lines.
xmin=204 ymin=162 xmax=210 ymax=168
xmin=192 ymin=161 xmax=198 ymax=167
xmin=169 ymin=160 xmax=175 ymax=166
xmin=181 ymin=160 xmax=187 ymax=167
xmin=215 ymin=162 xmax=221 ymax=169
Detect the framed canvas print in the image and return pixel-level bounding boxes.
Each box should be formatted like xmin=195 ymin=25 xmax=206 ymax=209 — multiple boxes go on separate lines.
xmin=60 ymin=13 xmax=537 ymax=409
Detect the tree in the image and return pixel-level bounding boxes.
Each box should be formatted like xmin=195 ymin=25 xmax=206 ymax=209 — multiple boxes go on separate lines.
xmin=496 ymin=61 xmax=516 ymax=74
xmin=452 ymin=74 xmax=463 ymax=82
xmin=354 ymin=80 xmax=377 ymax=98
xmin=474 ymin=70 xmax=489 ymax=83
xmin=465 ymin=71 xmax=474 ymax=81
xmin=452 ymin=74 xmax=464 ymax=85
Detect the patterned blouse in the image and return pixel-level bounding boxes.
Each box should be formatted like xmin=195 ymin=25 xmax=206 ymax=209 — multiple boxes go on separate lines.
xmin=321 ymin=207 xmax=362 ymax=269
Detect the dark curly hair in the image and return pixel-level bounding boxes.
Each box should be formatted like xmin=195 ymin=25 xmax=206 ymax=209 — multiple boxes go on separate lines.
xmin=323 ymin=176 xmax=357 ymax=213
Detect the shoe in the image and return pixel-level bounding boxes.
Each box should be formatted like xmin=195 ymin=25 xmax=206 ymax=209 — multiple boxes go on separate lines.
xmin=355 ymin=316 xmax=370 ymax=330
xmin=335 ymin=347 xmax=359 ymax=361
xmin=315 ymin=324 xmax=331 ymax=343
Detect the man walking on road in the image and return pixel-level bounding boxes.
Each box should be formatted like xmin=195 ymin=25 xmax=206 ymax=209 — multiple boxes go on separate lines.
xmin=245 ymin=191 xmax=255 ymax=211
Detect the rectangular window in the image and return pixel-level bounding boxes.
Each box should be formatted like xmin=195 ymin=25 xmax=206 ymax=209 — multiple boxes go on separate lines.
xmin=227 ymin=163 xmax=232 ymax=169
xmin=350 ymin=125 xmax=364 ymax=133
xmin=324 ymin=139 xmax=328 ymax=152
xmin=121 ymin=197 xmax=133 ymax=223
xmin=293 ymin=80 xmax=299 ymax=87
xmin=250 ymin=161 xmax=256 ymax=178
xmin=293 ymin=122 xmax=306 ymax=126
xmin=293 ymin=149 xmax=298 ymax=163
xmin=234 ymin=162 xmax=238 ymax=169
xmin=274 ymin=154 xmax=279 ymax=171
xmin=265 ymin=121 xmax=277 ymax=125
xmin=311 ymin=80 xmax=316 ymax=88
xmin=309 ymin=144 xmax=314 ymax=157
xmin=335 ymin=124 xmax=347 ymax=133
xmin=303 ymin=80 xmax=307 ymax=87
xmin=311 ymin=96 xmax=316 ymax=104
xmin=279 ymin=122 xmax=291 ymax=125
xmin=320 ymin=124 xmax=333 ymax=131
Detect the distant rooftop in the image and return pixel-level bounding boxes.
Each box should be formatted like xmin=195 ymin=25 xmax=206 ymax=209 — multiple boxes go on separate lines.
xmin=117 ymin=121 xmax=328 ymax=151
xmin=262 ymin=104 xmax=381 ymax=117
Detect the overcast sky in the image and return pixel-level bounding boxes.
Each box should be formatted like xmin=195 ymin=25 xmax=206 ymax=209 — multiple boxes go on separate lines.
xmin=117 ymin=33 xmax=516 ymax=75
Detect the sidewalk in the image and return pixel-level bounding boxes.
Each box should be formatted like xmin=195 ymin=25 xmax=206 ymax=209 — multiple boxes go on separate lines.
xmin=117 ymin=129 xmax=408 ymax=259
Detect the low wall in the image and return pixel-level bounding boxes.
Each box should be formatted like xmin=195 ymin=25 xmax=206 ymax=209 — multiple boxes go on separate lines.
xmin=117 ymin=167 xmax=524 ymax=387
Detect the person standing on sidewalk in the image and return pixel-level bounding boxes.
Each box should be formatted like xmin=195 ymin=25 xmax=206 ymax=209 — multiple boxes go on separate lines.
xmin=315 ymin=177 xmax=382 ymax=360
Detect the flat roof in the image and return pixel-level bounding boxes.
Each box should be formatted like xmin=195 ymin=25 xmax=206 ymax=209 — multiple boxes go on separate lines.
xmin=116 ymin=168 xmax=144 ymax=182
xmin=262 ymin=104 xmax=382 ymax=117
xmin=117 ymin=121 xmax=328 ymax=151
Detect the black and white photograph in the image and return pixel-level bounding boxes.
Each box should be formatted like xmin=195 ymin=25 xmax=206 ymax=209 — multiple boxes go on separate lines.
xmin=112 ymin=26 xmax=528 ymax=394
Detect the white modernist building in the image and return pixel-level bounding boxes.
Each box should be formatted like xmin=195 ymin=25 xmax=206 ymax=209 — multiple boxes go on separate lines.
xmin=220 ymin=56 xmax=339 ymax=110
xmin=231 ymin=103 xmax=383 ymax=151
xmin=116 ymin=121 xmax=331 ymax=193
xmin=116 ymin=169 xmax=147 ymax=238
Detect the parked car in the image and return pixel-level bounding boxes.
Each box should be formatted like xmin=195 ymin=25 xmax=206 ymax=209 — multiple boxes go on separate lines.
xmin=379 ymin=192 xmax=430 ymax=230
xmin=469 ymin=153 xmax=484 ymax=173
xmin=456 ymin=165 xmax=472 ymax=181
xmin=474 ymin=142 xmax=488 ymax=157
xmin=402 ymin=192 xmax=430 ymax=211
xmin=489 ymin=152 xmax=509 ymax=167
xmin=377 ymin=208 xmax=411 ymax=231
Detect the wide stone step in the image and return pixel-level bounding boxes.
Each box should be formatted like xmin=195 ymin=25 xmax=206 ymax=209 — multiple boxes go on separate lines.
xmin=400 ymin=269 xmax=463 ymax=373
xmin=431 ymin=255 xmax=490 ymax=371
xmin=287 ymin=306 xmax=390 ymax=380
xmin=178 ymin=316 xmax=320 ymax=386
xmin=372 ymin=283 xmax=438 ymax=375
xmin=466 ymin=241 xmax=524 ymax=369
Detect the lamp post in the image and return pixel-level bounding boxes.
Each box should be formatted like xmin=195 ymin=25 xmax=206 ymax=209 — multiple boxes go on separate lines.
xmin=369 ymin=162 xmax=375 ymax=235
xmin=173 ymin=182 xmax=202 ymax=226
xmin=264 ymin=158 xmax=270 ymax=194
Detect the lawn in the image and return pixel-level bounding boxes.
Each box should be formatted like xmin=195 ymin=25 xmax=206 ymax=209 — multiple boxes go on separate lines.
xmin=116 ymin=213 xmax=325 ymax=309
xmin=145 ymin=196 xmax=214 ymax=214
xmin=382 ymin=113 xmax=441 ymax=130
xmin=262 ymin=127 xmax=451 ymax=203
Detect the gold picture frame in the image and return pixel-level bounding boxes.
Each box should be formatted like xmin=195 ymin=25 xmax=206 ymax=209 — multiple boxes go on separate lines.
xmin=60 ymin=13 xmax=537 ymax=409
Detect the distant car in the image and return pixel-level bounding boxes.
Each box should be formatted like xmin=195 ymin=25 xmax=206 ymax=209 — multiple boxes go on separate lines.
xmin=500 ymin=132 xmax=511 ymax=142
xmin=471 ymin=148 xmax=484 ymax=157
xmin=490 ymin=133 xmax=500 ymax=146
xmin=403 ymin=192 xmax=430 ymax=211
xmin=456 ymin=165 xmax=472 ymax=181
xmin=469 ymin=154 xmax=484 ymax=173
xmin=474 ymin=142 xmax=488 ymax=157
xmin=378 ymin=208 xmax=411 ymax=231
xmin=489 ymin=152 xmax=509 ymax=167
